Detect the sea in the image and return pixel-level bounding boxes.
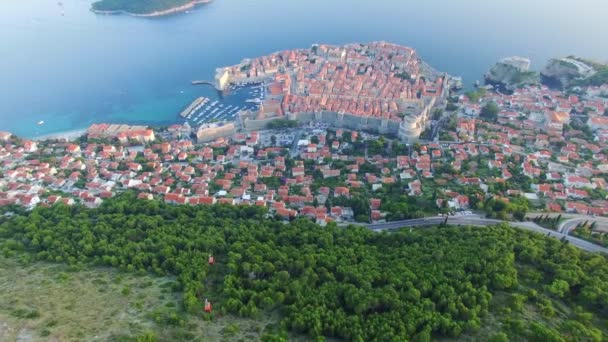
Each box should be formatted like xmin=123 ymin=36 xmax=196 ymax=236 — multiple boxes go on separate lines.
xmin=1 ymin=0 xmax=607 ymax=138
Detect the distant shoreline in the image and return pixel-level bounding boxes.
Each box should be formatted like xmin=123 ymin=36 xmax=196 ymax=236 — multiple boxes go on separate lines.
xmin=91 ymin=0 xmax=212 ymax=18
xmin=33 ymin=128 xmax=87 ymax=142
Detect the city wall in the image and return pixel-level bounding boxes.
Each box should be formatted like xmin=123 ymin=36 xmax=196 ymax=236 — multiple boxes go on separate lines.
xmin=240 ymin=111 xmax=404 ymax=139
xmin=238 ymin=96 xmax=437 ymax=143
xmin=197 ymin=123 xmax=236 ymax=143
xmin=215 ymin=69 xmax=271 ymax=90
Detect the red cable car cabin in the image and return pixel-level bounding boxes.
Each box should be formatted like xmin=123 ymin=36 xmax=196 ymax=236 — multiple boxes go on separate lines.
xmin=208 ymin=255 xmax=215 ymax=265
xmin=204 ymin=299 xmax=212 ymax=313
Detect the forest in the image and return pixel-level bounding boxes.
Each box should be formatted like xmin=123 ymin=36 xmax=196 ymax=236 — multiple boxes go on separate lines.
xmin=91 ymin=0 xmax=198 ymax=15
xmin=1 ymin=193 xmax=607 ymax=341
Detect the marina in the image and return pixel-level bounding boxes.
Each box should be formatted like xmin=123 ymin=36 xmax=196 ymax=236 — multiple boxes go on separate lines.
xmin=181 ymin=82 xmax=266 ymax=127
xmin=180 ymin=97 xmax=209 ymax=118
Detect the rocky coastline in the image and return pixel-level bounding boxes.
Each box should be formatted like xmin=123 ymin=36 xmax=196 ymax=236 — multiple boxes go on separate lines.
xmin=484 ymin=56 xmax=539 ymax=92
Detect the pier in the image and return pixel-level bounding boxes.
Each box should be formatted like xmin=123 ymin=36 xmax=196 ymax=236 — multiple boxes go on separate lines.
xmin=191 ymin=80 xmax=221 ymax=91
xmin=180 ymin=97 xmax=208 ymax=118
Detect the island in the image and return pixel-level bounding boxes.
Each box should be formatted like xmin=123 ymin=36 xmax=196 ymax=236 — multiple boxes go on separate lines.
xmin=91 ymin=0 xmax=212 ymax=17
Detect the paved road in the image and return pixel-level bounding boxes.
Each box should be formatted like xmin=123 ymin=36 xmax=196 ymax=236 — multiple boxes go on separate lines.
xmin=559 ymin=218 xmax=586 ymax=235
xmin=352 ymin=215 xmax=608 ymax=254
xmin=558 ymin=217 xmax=608 ymax=235
xmin=289 ymin=130 xmax=303 ymax=158
xmin=528 ymin=212 xmax=608 ymax=235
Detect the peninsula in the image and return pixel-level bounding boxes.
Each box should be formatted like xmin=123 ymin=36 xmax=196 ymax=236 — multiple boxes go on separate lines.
xmin=214 ymin=42 xmax=450 ymax=143
xmin=91 ymin=0 xmax=211 ymax=17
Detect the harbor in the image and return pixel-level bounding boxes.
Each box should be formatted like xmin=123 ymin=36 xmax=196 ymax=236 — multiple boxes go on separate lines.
xmin=180 ymin=96 xmax=208 ymax=118
xmin=180 ymin=82 xmax=266 ymax=127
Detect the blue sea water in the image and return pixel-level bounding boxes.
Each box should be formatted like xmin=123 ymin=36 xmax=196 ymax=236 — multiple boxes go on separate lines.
xmin=0 ymin=0 xmax=607 ymax=138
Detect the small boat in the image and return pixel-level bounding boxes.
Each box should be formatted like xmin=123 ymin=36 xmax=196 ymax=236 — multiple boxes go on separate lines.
xmin=37 ymin=120 xmax=44 ymax=125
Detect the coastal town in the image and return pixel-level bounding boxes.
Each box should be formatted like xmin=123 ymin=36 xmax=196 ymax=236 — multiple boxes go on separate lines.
xmin=1 ymin=45 xmax=608 ymax=248
xmin=6 ymin=0 xmax=608 ymax=338
xmin=216 ymin=42 xmax=448 ymax=142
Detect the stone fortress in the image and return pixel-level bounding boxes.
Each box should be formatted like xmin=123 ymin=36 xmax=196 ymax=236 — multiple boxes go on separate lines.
xmin=215 ymin=42 xmax=450 ymax=142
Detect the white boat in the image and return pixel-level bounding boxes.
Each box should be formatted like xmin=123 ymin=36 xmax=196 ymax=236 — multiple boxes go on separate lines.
xmin=37 ymin=120 xmax=44 ymax=125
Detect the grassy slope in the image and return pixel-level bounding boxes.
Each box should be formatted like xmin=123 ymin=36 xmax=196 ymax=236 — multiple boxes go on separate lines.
xmin=91 ymin=0 xmax=195 ymax=14
xmin=0 ymin=257 xmax=270 ymax=341
xmin=1 ymin=237 xmax=606 ymax=341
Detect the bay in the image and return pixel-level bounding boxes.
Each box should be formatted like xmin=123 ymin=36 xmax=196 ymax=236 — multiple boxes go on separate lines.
xmin=0 ymin=0 xmax=606 ymax=137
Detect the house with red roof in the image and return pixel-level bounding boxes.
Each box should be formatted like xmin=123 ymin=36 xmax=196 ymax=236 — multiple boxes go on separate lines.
xmin=137 ymin=193 xmax=154 ymax=200
xmin=0 ymin=132 xmax=12 ymax=142
xmin=565 ymin=175 xmax=594 ymax=189
xmin=334 ymin=187 xmax=350 ymax=197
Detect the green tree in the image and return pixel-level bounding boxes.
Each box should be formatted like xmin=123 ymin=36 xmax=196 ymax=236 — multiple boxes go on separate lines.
xmin=547 ymin=279 xmax=570 ymax=298
xmin=480 ymin=102 xmax=500 ymax=121
xmin=2 ymin=194 xmax=608 ymax=341
xmin=489 ymin=332 xmax=509 ymax=342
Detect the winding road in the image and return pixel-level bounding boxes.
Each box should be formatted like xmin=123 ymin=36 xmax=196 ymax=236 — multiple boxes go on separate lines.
xmin=351 ymin=214 xmax=608 ymax=254
xmin=527 ymin=212 xmax=608 ymax=236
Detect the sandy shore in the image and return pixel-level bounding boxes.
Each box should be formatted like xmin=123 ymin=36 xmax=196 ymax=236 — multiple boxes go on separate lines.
xmin=33 ymin=128 xmax=87 ymax=142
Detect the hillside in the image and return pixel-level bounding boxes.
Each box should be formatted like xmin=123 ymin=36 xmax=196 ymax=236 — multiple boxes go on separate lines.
xmin=91 ymin=0 xmax=209 ymax=16
xmin=0 ymin=258 xmax=273 ymax=341
xmin=1 ymin=194 xmax=607 ymax=341
xmin=541 ymin=57 xmax=608 ymax=89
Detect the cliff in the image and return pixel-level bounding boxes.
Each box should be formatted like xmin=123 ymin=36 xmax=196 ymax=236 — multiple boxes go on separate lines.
xmin=541 ymin=57 xmax=597 ymax=89
xmin=91 ymin=0 xmax=211 ymax=17
xmin=485 ymin=57 xmax=539 ymax=91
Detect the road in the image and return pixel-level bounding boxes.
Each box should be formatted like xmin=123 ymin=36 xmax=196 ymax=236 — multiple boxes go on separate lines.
xmin=558 ymin=217 xmax=608 ymax=235
xmin=528 ymin=211 xmax=608 ymax=235
xmin=350 ymin=215 xmax=608 ymax=254
xmin=558 ymin=218 xmax=588 ymax=235
xmin=289 ymin=130 xmax=303 ymax=158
